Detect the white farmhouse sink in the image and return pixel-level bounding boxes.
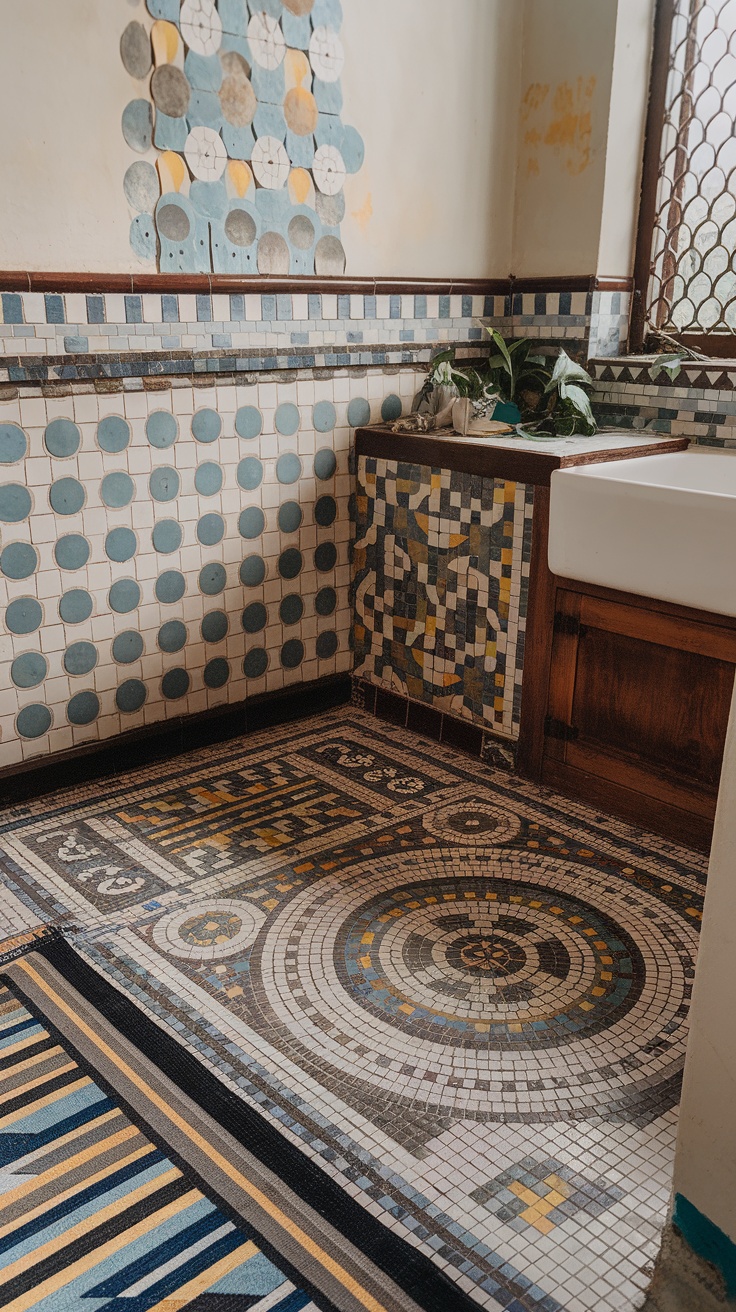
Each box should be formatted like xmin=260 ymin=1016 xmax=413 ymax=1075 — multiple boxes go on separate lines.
xmin=548 ymin=448 xmax=736 ymax=618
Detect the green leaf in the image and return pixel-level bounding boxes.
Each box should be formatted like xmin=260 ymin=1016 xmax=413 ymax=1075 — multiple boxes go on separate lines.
xmin=559 ymin=382 xmax=595 ymax=423
xmin=648 ymin=353 xmax=684 ymax=382
xmin=545 ymin=349 xmax=593 ymax=393
xmin=490 ymin=329 xmax=513 ymax=376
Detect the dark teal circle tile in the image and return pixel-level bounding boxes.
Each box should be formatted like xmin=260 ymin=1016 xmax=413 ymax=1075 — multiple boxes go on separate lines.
xmin=67 ymin=690 xmax=100 ymax=725
xmin=149 ymin=466 xmax=180 ymax=502
xmin=279 ymin=594 xmax=303 ymax=625
xmin=194 ymin=462 xmax=224 ymax=496
xmin=0 ymin=484 xmax=32 ymax=522
xmin=235 ymin=406 xmax=262 ymax=440
xmin=16 ymin=703 xmax=51 ymax=739
xmin=197 ymin=512 xmax=224 ymax=546
xmin=49 ymin=478 xmax=85 ymax=516
xmin=199 ymin=562 xmax=226 ymax=595
xmin=347 ymin=397 xmax=370 ymax=427
xmin=191 ymin=409 xmax=222 ymax=443
xmin=238 ymin=506 xmax=265 ymax=539
xmin=315 ymin=585 xmax=337 ymax=616
xmin=237 ymin=457 xmax=263 ymax=491
xmin=0 ymin=423 xmax=27 ymax=464
xmin=162 ymin=667 xmax=190 ymax=700
xmin=314 ymin=495 xmax=337 ymax=527
xmin=242 ymin=601 xmax=267 ymax=633
xmin=60 ymin=588 xmax=93 ymax=623
xmin=116 ymin=678 xmax=147 ymax=713
xmin=201 ymin=610 xmax=228 ymax=643
xmin=152 ymin=519 xmax=183 ymax=553
xmin=316 ymin=630 xmax=338 ymax=658
xmin=11 ymin=651 xmax=47 ymax=689
xmin=158 ymin=619 xmax=187 ymax=652
xmin=314 ymin=448 xmax=337 ymax=480
xmin=204 ymin=657 xmax=229 ymax=689
xmin=44 ymin=418 xmax=81 ymax=458
xmin=64 ymin=641 xmax=98 ymax=676
xmin=313 ymin=401 xmax=336 ymax=433
xmin=112 ymin=630 xmax=144 ymax=664
xmin=97 ymin=415 xmax=131 ymax=453
xmin=278 ymin=547 xmax=303 ymax=579
xmin=239 ymin=555 xmax=265 ymax=587
xmin=6 ymin=596 xmax=42 ymax=635
xmin=101 ymin=471 xmax=135 ymax=508
xmin=276 ymin=452 xmax=302 ymax=485
xmin=243 ymin=647 xmax=268 ymax=678
xmin=146 ymin=411 xmax=178 ymax=449
xmin=54 ymin=534 xmax=90 ymax=571
xmin=277 ymin=500 xmax=302 ymax=533
xmin=155 ymin=569 xmax=186 ymax=604
xmin=381 ymin=393 xmax=402 ymax=422
xmin=105 ymin=527 xmax=137 ymax=563
xmin=109 ymin=578 xmax=140 ymax=614
xmin=280 ymin=637 xmax=304 ymax=669
xmin=275 ymin=403 xmax=300 ymax=436
xmin=1 ymin=541 xmax=37 ymax=579
xmin=314 ymin=541 xmax=337 ymax=572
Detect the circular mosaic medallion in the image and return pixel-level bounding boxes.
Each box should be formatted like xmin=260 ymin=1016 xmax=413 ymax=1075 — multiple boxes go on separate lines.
xmin=153 ymin=899 xmax=266 ymax=961
xmin=422 ymin=799 xmax=522 ymax=847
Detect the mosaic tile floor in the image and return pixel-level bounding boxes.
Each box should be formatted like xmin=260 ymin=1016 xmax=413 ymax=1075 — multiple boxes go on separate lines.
xmin=0 ymin=709 xmax=707 ymax=1312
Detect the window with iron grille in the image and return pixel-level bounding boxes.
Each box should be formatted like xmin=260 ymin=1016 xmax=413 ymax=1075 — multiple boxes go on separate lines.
xmin=635 ymin=0 xmax=736 ymax=350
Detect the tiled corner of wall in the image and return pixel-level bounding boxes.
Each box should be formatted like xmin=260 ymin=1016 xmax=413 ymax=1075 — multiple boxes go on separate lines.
xmin=590 ymin=356 xmax=736 ymax=446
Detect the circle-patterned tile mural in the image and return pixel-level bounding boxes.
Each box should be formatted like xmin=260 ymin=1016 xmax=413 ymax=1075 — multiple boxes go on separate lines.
xmin=153 ymin=899 xmax=266 ymax=961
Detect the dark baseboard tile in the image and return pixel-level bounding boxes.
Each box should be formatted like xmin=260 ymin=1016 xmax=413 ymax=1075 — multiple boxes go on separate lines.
xmin=354 ymin=678 xmax=517 ymax=770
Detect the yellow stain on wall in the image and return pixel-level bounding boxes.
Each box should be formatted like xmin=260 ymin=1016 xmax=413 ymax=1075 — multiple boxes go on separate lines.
xmin=521 ymin=77 xmax=596 ymax=178
xmin=351 ymin=193 xmax=373 ymax=233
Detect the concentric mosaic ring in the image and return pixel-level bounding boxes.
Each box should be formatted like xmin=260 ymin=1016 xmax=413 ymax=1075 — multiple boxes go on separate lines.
xmin=153 ymin=898 xmax=266 ymax=961
xmin=422 ymin=798 xmax=522 ymax=846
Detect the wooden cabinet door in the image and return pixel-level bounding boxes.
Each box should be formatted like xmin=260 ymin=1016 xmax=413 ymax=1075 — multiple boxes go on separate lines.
xmin=542 ymin=588 xmax=736 ymax=849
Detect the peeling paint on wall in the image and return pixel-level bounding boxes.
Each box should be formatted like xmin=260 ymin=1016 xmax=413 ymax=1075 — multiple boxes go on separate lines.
xmin=521 ymin=76 xmax=596 ymax=177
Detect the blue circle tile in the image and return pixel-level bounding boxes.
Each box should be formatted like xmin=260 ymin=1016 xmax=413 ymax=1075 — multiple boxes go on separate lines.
xmin=49 ymin=478 xmax=85 ymax=516
xmin=276 ymin=452 xmax=302 ymax=485
xmin=1 ymin=541 xmax=37 ymax=579
xmin=112 ymin=630 xmax=144 ymax=664
xmin=199 ymin=562 xmax=227 ymax=595
xmin=314 ymin=541 xmax=337 ymax=572
xmin=0 ymin=423 xmax=27 ymax=464
xmin=278 ymin=547 xmax=303 ymax=579
xmin=279 ymin=594 xmax=303 ymax=625
xmin=101 ymin=471 xmax=135 ymax=508
xmin=275 ymin=403 xmax=300 ymax=436
xmin=381 ymin=393 xmax=402 ymax=422
xmin=277 ymin=500 xmax=302 ymax=533
xmin=316 ymin=630 xmax=338 ymax=658
xmin=64 ymin=641 xmax=98 ymax=676
xmin=155 ymin=569 xmax=186 ymax=604
xmin=44 ymin=418 xmax=81 ymax=458
xmin=109 ymin=578 xmax=140 ymax=614
xmin=237 ymin=456 xmax=263 ymax=491
xmin=16 ymin=703 xmax=52 ymax=739
xmin=67 ymin=690 xmax=100 ymax=725
xmin=11 ymin=652 xmax=47 ymax=689
xmin=152 ymin=519 xmax=183 ymax=553
xmin=280 ymin=637 xmax=304 ymax=669
xmin=347 ymin=397 xmax=370 ymax=427
xmin=146 ymin=411 xmax=178 ymax=449
xmin=239 ymin=555 xmax=266 ymax=587
xmin=242 ymin=601 xmax=267 ymax=633
xmin=243 ymin=647 xmax=268 ymax=678
xmin=149 ymin=466 xmax=180 ymax=502
xmin=116 ymin=678 xmax=147 ymax=713
xmin=158 ymin=619 xmax=187 ymax=652
xmin=162 ymin=667 xmax=190 ymax=700
xmin=313 ymin=401 xmax=336 ymax=432
xmin=315 ymin=585 xmax=337 ymax=616
xmin=197 ymin=512 xmax=225 ymax=546
xmin=97 ymin=415 xmax=131 ymax=453
xmin=54 ymin=534 xmax=90 ymax=571
xmin=314 ymin=448 xmax=337 ymax=480
xmin=122 ymin=98 xmax=153 ymax=152
xmin=191 ymin=409 xmax=222 ymax=443
xmin=0 ymin=484 xmax=32 ymax=523
xmin=194 ymin=462 xmax=223 ymax=496
xmin=204 ymin=657 xmax=229 ymax=689
xmin=235 ymin=406 xmax=263 ymax=440
xmin=6 ymin=596 xmax=42 ymax=635
xmin=59 ymin=588 xmax=93 ymax=623
xmin=105 ymin=527 xmax=137 ymax=563
xmin=314 ymin=495 xmax=337 ymax=527
xmin=201 ymin=610 xmax=228 ymax=643
xmin=238 ymin=505 xmax=265 ymax=539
